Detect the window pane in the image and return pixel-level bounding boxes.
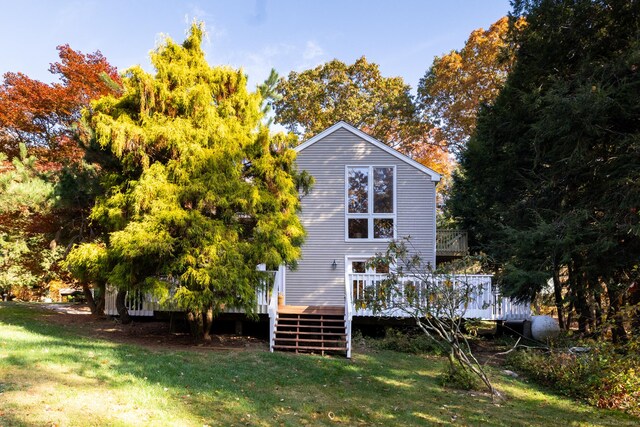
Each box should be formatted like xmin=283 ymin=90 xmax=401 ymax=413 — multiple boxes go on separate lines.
xmin=375 ymin=263 xmax=389 ymax=274
xmin=373 ymin=167 xmax=393 ymax=213
xmin=373 ymin=218 xmax=394 ymax=239
xmin=352 ymin=261 xmax=366 ymax=273
xmin=348 ymin=167 xmax=368 ymax=213
xmin=348 ymin=218 xmax=369 ymax=239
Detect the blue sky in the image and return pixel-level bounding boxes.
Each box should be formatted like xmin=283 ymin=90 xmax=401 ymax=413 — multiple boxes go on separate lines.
xmin=1 ymin=0 xmax=511 ymax=92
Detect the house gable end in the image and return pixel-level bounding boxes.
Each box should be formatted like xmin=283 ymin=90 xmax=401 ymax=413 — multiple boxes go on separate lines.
xmin=294 ymin=121 xmax=441 ymax=182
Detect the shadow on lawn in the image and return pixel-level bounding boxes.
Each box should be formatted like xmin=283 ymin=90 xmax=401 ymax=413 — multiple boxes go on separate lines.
xmin=1 ymin=302 xmax=637 ymax=426
xmin=0 ymin=412 xmax=41 ymax=427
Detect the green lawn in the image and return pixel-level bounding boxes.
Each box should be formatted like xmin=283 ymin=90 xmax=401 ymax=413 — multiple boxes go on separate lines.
xmin=0 ymin=302 xmax=637 ymax=426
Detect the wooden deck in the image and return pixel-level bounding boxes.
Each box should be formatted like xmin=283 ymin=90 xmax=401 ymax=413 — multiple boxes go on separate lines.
xmin=436 ymin=230 xmax=468 ymax=257
xmin=105 ymin=266 xmax=529 ymax=360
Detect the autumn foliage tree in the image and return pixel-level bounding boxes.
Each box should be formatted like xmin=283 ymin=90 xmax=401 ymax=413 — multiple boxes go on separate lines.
xmin=417 ymin=17 xmax=525 ymax=153
xmin=274 ymin=57 xmax=453 ymax=176
xmin=275 ymin=57 xmax=415 ymax=143
xmin=0 ymin=44 xmax=121 ymax=157
xmin=0 ymin=45 xmax=121 ymax=301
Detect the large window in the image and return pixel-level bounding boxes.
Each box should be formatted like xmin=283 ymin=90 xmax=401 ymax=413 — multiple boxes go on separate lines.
xmin=346 ymin=166 xmax=395 ymax=240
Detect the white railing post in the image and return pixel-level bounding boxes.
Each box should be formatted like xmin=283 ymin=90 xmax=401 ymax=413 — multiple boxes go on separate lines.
xmin=268 ymin=265 xmax=284 ymax=352
xmin=344 ymin=273 xmax=353 ymax=359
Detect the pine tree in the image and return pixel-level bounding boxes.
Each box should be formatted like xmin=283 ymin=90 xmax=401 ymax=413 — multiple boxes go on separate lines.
xmin=450 ymin=0 xmax=640 ymax=335
xmin=73 ymin=23 xmax=310 ymax=338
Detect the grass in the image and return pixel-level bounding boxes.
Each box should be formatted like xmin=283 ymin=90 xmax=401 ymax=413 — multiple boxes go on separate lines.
xmin=0 ymin=303 xmax=638 ymax=426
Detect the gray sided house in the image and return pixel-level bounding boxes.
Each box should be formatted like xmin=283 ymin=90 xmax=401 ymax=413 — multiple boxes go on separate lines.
xmin=268 ymin=122 xmax=528 ymax=357
xmin=286 ymin=121 xmax=439 ymax=306
xmin=105 ymin=122 xmax=530 ymax=357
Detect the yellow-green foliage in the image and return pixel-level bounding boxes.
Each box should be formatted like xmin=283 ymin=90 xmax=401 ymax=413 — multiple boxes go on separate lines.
xmin=79 ymin=23 xmax=309 ymax=317
xmin=63 ymin=242 xmax=109 ymax=284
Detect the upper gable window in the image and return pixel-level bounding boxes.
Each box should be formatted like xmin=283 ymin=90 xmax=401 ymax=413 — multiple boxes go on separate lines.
xmin=346 ymin=166 xmax=396 ymax=240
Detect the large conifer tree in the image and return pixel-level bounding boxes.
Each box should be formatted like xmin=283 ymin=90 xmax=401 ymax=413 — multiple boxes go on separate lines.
xmin=73 ymin=23 xmax=309 ymax=338
xmin=450 ymin=0 xmax=640 ymax=334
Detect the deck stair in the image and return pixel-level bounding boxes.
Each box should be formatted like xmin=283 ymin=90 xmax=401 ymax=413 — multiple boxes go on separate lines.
xmin=273 ymin=305 xmax=347 ymax=356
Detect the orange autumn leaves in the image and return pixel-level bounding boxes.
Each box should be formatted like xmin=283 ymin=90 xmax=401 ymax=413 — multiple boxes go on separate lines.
xmin=417 ymin=17 xmax=526 ymax=154
xmin=0 ymin=45 xmax=121 ymax=161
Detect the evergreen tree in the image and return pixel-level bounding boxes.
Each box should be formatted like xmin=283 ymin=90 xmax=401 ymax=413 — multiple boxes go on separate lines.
xmin=450 ymin=0 xmax=640 ymax=335
xmin=73 ymin=23 xmax=310 ymax=338
xmin=0 ymin=144 xmax=62 ymax=299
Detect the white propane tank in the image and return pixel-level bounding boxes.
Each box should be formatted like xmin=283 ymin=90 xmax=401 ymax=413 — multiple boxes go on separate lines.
xmin=530 ymin=315 xmax=561 ymax=341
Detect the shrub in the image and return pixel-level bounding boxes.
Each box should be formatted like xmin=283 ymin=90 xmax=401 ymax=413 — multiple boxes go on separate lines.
xmin=439 ymin=364 xmax=482 ymax=391
xmin=507 ymin=339 xmax=640 ymax=416
xmin=371 ymin=328 xmax=444 ymax=355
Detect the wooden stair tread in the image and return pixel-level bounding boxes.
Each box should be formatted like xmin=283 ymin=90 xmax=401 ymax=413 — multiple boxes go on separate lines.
xmin=276 ymin=317 xmax=345 ymax=323
xmin=278 ymin=305 xmax=344 ymax=315
xmin=273 ymin=344 xmax=347 ymax=351
xmin=275 ymin=337 xmax=346 ymax=343
xmin=277 ymin=316 xmax=345 ymax=321
xmin=275 ymin=330 xmax=346 ymax=336
xmin=275 ymin=326 xmax=345 ymax=332
xmin=275 ymin=325 xmax=346 ymax=335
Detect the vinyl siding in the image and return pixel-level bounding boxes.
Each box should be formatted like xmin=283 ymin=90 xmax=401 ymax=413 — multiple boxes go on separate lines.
xmin=286 ymin=128 xmax=437 ymax=306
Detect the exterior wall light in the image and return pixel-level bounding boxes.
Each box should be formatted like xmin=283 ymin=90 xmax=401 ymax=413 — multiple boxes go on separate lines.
xmin=331 ymin=259 xmax=337 ymax=270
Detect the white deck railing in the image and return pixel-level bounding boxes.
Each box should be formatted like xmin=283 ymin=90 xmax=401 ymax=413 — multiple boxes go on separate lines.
xmin=344 ymin=272 xmax=353 ymax=359
xmin=436 ymin=230 xmax=468 ymax=256
xmin=268 ymin=265 xmax=285 ymax=352
xmin=105 ymin=272 xmax=276 ymax=317
xmin=104 ymin=287 xmax=156 ymax=316
xmin=348 ymin=273 xmax=530 ymax=320
xmin=494 ymin=295 xmax=531 ymax=320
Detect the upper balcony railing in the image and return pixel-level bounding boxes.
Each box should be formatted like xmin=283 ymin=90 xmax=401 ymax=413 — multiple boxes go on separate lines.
xmin=436 ymin=230 xmax=468 ymax=257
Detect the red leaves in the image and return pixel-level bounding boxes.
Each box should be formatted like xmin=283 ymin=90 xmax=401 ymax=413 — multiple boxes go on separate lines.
xmin=0 ymin=44 xmax=122 ymax=158
xmin=49 ymin=44 xmax=122 ymax=104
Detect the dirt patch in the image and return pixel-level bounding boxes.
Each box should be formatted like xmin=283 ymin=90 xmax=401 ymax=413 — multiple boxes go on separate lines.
xmin=37 ymin=303 xmax=267 ymax=352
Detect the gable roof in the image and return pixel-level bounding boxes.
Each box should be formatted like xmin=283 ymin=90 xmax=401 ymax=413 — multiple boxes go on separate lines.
xmin=294 ymin=121 xmax=441 ymax=182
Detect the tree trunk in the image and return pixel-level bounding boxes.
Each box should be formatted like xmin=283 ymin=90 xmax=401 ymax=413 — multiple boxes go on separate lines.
xmin=630 ymin=282 xmax=640 ymax=336
xmin=573 ymin=267 xmax=590 ymax=334
xmin=593 ymin=296 xmax=604 ymax=335
xmin=202 ymin=306 xmax=214 ymax=342
xmin=552 ymin=262 xmax=565 ymax=329
xmin=82 ymin=282 xmax=97 ymax=314
xmin=187 ymin=310 xmax=203 ymax=340
xmin=94 ymin=282 xmax=106 ymax=316
xmin=115 ymin=290 xmax=132 ymax=324
xmin=590 ymin=277 xmax=604 ymax=334
xmin=608 ymin=285 xmax=628 ymax=344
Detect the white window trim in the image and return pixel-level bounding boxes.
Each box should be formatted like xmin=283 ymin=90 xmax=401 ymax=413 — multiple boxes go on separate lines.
xmin=344 ymin=254 xmax=397 ymax=302
xmin=345 ymin=255 xmax=394 ymax=274
xmin=344 ymin=165 xmax=397 ymax=242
